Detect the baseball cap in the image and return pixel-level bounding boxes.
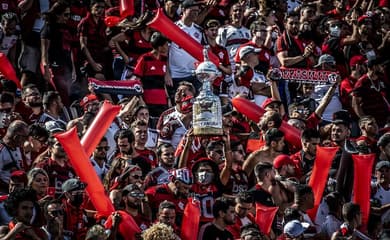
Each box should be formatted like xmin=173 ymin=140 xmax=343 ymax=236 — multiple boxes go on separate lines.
xmin=332 ymin=110 xmax=351 ymax=125
xmin=171 ymin=168 xmax=193 ymax=185
xmin=284 ymin=220 xmax=310 ymax=237
xmin=204 ymin=19 xmax=220 ymax=29
xmin=376 ymin=161 xmax=390 ymax=171
xmin=357 ymin=15 xmax=371 ymax=25
xmin=182 ymin=0 xmax=200 ymax=9
xmin=261 ymin=98 xmax=282 ymax=109
xmin=80 ymin=94 xmax=98 ymax=108
xmin=122 ymin=183 xmax=142 ymax=196
xmin=314 ymin=54 xmax=336 ymax=68
xmin=239 ymin=46 xmax=260 ymax=59
xmin=10 ymin=170 xmax=27 ymax=185
xmin=349 ymin=55 xmax=366 ymax=67
xmin=62 ymin=178 xmax=87 ymax=192
xmin=273 ymin=154 xmax=295 ymax=169
xmin=45 ymin=120 xmax=65 ymax=134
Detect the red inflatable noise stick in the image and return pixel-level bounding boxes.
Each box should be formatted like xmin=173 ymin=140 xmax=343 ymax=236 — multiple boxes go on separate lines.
xmin=147 ymin=8 xmax=220 ymax=66
xmin=55 ymin=127 xmax=115 ymax=216
xmin=231 ymin=97 xmax=302 ymax=149
xmin=0 ymin=53 xmax=21 ymax=88
xmin=104 ymin=210 xmax=141 ymax=240
xmin=120 ymin=0 xmax=134 ymax=18
xmin=104 ymin=16 xmax=123 ymax=27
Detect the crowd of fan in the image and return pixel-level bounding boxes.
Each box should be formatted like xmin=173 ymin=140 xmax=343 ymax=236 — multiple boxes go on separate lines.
xmin=0 ymin=0 xmax=389 ymax=239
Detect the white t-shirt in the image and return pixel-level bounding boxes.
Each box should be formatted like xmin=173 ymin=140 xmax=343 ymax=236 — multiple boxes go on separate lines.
xmin=91 ymin=158 xmax=109 ymax=181
xmin=168 ymin=20 xmax=202 ymax=79
xmin=313 ymin=84 xmax=342 ymax=122
xmin=216 ymin=25 xmax=251 ymax=59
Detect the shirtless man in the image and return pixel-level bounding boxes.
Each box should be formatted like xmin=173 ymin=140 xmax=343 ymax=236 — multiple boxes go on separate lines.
xmin=243 ymin=128 xmax=285 ymax=178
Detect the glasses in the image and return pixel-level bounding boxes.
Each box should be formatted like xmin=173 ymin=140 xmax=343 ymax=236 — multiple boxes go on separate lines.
xmin=130 ymin=175 xmax=142 ymax=180
xmin=49 ymin=209 xmax=64 ymax=216
xmin=96 ymin=146 xmax=109 ymax=151
xmin=128 ymin=192 xmax=145 ymax=198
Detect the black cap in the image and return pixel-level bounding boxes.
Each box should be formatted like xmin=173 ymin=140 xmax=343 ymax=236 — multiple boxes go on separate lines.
xmin=332 ymin=110 xmax=351 ymax=126
xmin=182 ymin=0 xmax=200 ymax=9
xmin=122 ymin=184 xmax=141 ymax=196
xmin=62 ymin=178 xmax=87 ymax=192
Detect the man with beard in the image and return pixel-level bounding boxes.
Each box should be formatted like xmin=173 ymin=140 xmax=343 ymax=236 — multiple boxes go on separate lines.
xmin=122 ymin=184 xmax=151 ymax=231
xmin=91 ymin=137 xmax=110 ymax=181
xmin=290 ymin=128 xmax=321 ymax=183
xmin=3 ymin=188 xmax=46 ymax=239
xmin=38 ymin=91 xmax=67 ymax=130
xmin=114 ymin=129 xmax=151 ymax=177
xmin=0 ymin=120 xmax=29 ymax=193
xmin=61 ymin=178 xmax=88 ymax=239
xmin=36 ymin=135 xmax=75 ymax=197
xmin=131 ymin=120 xmax=157 ymax=169
xmin=157 ymin=81 xmax=195 ymax=149
xmin=352 ymin=58 xmax=389 ymax=128
xmin=243 ymin=128 xmax=285 ymax=179
xmin=156 ymin=201 xmax=180 ymax=235
xmin=21 ymin=84 xmax=43 ymax=124
xmin=198 ymin=197 xmax=235 ymax=240
xmin=144 ymin=143 xmax=175 ymax=189
xmin=145 ymin=168 xmax=192 ymax=224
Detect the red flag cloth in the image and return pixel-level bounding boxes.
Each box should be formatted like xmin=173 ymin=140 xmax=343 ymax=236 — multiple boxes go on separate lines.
xmin=80 ymin=101 xmax=121 ymax=157
xmin=232 ymin=97 xmax=302 ymax=149
xmin=55 ymin=127 xmax=115 ymax=216
xmin=352 ymin=154 xmax=375 ymax=227
xmin=120 ymin=0 xmax=134 ymax=18
xmin=147 ymin=8 xmax=220 ymax=66
xmin=307 ymin=146 xmax=339 ymax=220
xmin=255 ymin=203 xmax=279 ymax=235
xmin=104 ymin=210 xmax=141 ymax=239
xmin=181 ymin=198 xmax=201 ymax=240
xmin=0 ymin=53 xmax=21 ymax=88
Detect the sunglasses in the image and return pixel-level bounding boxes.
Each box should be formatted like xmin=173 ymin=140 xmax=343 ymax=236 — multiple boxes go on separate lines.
xmin=49 ymin=209 xmax=64 ymax=216
xmin=129 ymin=192 xmax=145 ymax=198
xmin=96 ymin=146 xmax=109 ymax=151
xmin=130 ymin=175 xmax=142 ymax=180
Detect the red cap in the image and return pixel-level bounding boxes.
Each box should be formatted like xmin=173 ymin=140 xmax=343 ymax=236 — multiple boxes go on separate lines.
xmin=357 ymin=15 xmax=371 ymax=24
xmin=261 ymin=98 xmax=282 ymax=109
xmin=349 ymin=55 xmax=366 ymax=67
xmin=10 ymin=170 xmax=27 ymax=184
xmin=80 ymin=94 xmax=98 ymax=108
xmin=273 ymin=154 xmax=294 ymax=169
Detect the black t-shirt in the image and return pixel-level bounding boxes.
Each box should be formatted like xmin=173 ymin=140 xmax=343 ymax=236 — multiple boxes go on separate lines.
xmin=41 ymin=22 xmax=71 ymax=67
xmin=249 ymin=184 xmax=275 ymax=206
xmin=198 ymin=222 xmax=234 ymax=240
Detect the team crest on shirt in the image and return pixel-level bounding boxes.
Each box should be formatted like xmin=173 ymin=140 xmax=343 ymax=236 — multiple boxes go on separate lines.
xmin=178 ymin=201 xmax=184 ymax=210
xmin=163 ymin=65 xmax=166 ymax=73
xmin=151 ymin=66 xmax=156 ymax=71
xmin=218 ymin=52 xmax=224 ymax=59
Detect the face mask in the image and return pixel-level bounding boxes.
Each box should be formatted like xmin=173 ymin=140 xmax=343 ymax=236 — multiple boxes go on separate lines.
xmin=330 ymin=26 xmax=341 ymax=37
xmin=197 ymin=171 xmax=214 ymax=185
xmin=71 ymin=193 xmax=84 ymax=207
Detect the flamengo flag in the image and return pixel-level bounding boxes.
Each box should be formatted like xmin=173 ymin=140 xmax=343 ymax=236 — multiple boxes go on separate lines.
xmin=181 ymin=198 xmax=201 ymax=240
xmin=88 ymin=78 xmax=144 ymax=96
xmin=307 ymin=146 xmax=339 ymax=220
xmin=352 ymin=154 xmax=375 ymax=227
xmin=255 ymin=203 xmax=279 ymax=235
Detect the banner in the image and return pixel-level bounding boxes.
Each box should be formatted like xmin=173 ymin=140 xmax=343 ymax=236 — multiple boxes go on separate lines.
xmin=80 ymin=101 xmax=121 ymax=157
xmin=255 ymin=203 xmax=278 ymax=235
xmin=232 ymin=97 xmax=302 ymax=148
xmin=352 ymin=154 xmax=375 ymax=227
xmin=181 ymin=198 xmax=201 ymax=240
xmin=279 ymin=68 xmax=338 ymax=84
xmin=307 ymin=146 xmax=339 ymax=220
xmin=88 ymin=78 xmax=143 ymax=96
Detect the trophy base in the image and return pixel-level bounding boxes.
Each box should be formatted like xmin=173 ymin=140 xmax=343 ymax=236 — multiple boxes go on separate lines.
xmin=193 ymin=127 xmax=223 ymax=136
